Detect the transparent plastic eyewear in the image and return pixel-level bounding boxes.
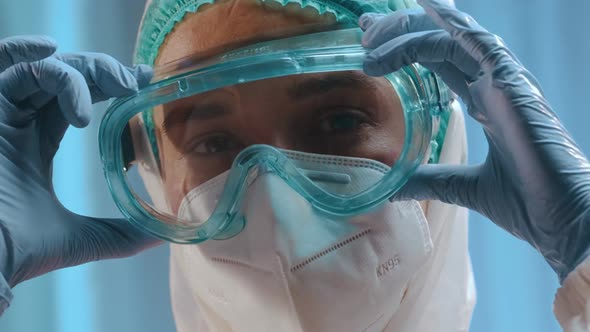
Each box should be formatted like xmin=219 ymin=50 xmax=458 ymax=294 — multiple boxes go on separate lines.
xmin=99 ymin=28 xmax=451 ymax=243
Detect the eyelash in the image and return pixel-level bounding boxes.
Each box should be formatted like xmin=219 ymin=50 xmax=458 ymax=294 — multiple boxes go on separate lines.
xmin=313 ymin=108 xmax=375 ymax=133
xmin=181 ymin=107 xmax=377 ymax=157
xmin=186 ymin=131 xmax=243 ymax=156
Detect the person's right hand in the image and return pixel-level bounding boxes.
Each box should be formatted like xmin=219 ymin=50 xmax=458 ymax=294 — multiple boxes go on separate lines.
xmin=0 ymin=36 xmax=161 ymax=291
xmin=360 ymin=0 xmax=590 ymax=282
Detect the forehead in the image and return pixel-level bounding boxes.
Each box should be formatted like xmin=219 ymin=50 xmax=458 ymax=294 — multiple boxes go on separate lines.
xmin=155 ymin=0 xmax=337 ymax=65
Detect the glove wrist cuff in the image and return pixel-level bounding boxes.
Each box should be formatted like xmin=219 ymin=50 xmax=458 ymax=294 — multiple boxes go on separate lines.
xmin=554 ymin=255 xmax=590 ymax=328
xmin=0 ymin=226 xmax=14 ymax=315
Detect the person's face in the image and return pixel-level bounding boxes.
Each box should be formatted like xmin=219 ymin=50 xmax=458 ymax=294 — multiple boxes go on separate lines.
xmin=152 ymin=0 xmax=406 ymax=214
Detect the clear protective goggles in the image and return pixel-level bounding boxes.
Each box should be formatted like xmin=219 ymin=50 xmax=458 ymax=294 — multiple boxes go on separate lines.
xmin=99 ymin=28 xmax=452 ymax=243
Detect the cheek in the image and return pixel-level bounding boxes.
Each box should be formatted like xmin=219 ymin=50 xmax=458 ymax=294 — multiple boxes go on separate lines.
xmin=159 ymin=148 xmax=187 ymax=215
xmin=419 ymin=201 xmax=429 ymax=216
xmin=164 ymin=175 xmax=186 ymax=216
xmin=158 ymin=132 xmax=190 ymax=215
xmin=363 ymin=133 xmax=403 ymax=166
xmin=161 ymin=156 xmax=227 ymax=216
xmin=368 ymin=113 xmax=406 ymax=166
xmin=367 ymin=83 xmax=406 ymax=165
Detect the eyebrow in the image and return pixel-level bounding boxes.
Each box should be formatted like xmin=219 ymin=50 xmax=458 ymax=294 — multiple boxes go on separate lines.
xmin=162 ymin=103 xmax=230 ymax=134
xmin=161 ymin=72 xmax=379 ymax=132
xmin=288 ymin=72 xmax=379 ymax=100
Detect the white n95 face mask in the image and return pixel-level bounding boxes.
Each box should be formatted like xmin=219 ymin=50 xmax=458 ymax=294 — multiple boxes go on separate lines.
xmin=170 ymin=158 xmax=433 ymax=332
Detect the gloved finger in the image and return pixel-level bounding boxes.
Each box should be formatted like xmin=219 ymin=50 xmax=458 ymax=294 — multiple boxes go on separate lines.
xmin=360 ymin=9 xmax=439 ymax=48
xmin=66 ymin=214 xmax=162 ymax=266
xmin=363 ymin=29 xmax=480 ymax=79
xmin=421 ymin=61 xmax=474 ymax=107
xmin=91 ymin=64 xmax=152 ymax=101
xmin=55 ymin=53 xmax=140 ymax=103
xmin=0 ymin=57 xmax=92 ymax=128
xmin=130 ymin=64 xmax=154 ymax=88
xmin=35 ymin=66 xmax=148 ymax=161
xmin=0 ymin=35 xmax=57 ymax=72
xmin=38 ymin=98 xmax=70 ymax=165
xmin=392 ymin=163 xmax=481 ymax=210
xmin=358 ymin=13 xmax=387 ymax=31
xmin=417 ymin=0 xmax=516 ymax=72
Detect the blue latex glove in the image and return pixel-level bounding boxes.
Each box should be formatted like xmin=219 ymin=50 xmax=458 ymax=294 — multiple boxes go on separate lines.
xmin=360 ymin=0 xmax=590 ymax=281
xmin=0 ymin=36 xmax=160 ymax=291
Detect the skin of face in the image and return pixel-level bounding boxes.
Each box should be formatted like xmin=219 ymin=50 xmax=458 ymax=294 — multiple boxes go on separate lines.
xmin=145 ymin=0 xmax=425 ymax=214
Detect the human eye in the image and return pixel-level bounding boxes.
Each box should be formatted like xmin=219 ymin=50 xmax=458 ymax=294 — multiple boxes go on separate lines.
xmin=315 ymin=109 xmax=373 ymax=136
xmin=187 ymin=132 xmax=244 ymax=156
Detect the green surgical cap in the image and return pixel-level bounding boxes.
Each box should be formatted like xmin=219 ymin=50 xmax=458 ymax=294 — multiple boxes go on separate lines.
xmin=134 ymin=0 xmax=420 ymax=66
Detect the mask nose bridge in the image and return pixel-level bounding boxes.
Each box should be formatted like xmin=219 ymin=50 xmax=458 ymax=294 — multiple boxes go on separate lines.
xmin=239 ymin=145 xmax=366 ymax=196
xmin=232 ymin=145 xmax=288 ymax=191
xmin=235 ymin=145 xmax=284 ymax=167
xmin=239 ymin=146 xmax=354 ymax=188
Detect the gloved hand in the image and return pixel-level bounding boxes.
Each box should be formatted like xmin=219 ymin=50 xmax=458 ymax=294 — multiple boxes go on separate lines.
xmin=0 ymin=35 xmax=160 ymax=290
xmin=360 ymin=0 xmax=590 ymax=281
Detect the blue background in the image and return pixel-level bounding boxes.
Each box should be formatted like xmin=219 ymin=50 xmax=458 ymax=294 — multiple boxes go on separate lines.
xmin=0 ymin=0 xmax=587 ymax=331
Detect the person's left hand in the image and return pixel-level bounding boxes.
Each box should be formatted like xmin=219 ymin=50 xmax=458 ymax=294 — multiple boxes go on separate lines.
xmin=0 ymin=36 xmax=160 ymax=293
xmin=359 ymin=0 xmax=590 ymax=281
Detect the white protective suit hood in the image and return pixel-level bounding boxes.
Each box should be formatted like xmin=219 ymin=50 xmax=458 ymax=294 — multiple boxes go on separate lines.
xmin=133 ymin=0 xmax=475 ymax=330
xmin=168 ymin=102 xmax=476 ymax=332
